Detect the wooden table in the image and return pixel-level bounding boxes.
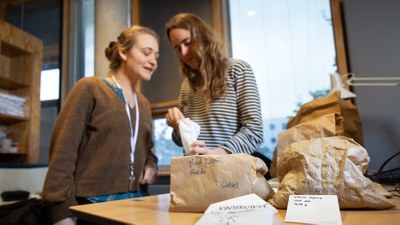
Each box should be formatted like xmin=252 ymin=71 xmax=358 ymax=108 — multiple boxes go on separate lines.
xmin=70 ymin=192 xmax=400 ymax=225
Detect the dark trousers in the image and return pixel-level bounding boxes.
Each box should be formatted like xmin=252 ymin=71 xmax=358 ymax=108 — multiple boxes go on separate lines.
xmin=75 ymin=198 xmax=98 ymax=225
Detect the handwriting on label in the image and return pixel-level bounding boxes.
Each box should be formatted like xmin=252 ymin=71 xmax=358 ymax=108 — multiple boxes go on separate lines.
xmin=216 ymin=203 xmax=269 ymax=211
xmin=190 ymin=168 xmax=206 ymax=176
xmin=186 ymin=158 xmax=240 ymax=190
xmin=293 ymin=196 xmax=323 ymax=207
xmin=220 ymin=181 xmax=239 ymax=189
xmin=188 ymin=158 xmax=222 ymax=176
xmin=189 ymin=158 xmax=221 ymax=168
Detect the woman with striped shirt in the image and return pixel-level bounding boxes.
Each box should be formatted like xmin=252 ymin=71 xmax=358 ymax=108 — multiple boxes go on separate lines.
xmin=165 ymin=13 xmax=263 ymax=155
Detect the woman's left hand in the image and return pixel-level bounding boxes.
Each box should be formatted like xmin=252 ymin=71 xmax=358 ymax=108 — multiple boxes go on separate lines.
xmin=139 ymin=166 xmax=158 ymax=185
xmin=190 ymin=141 xmax=229 ymax=155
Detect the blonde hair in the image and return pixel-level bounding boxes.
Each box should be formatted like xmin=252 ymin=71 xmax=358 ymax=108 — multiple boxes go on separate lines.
xmin=166 ymin=13 xmax=227 ymax=104
xmin=105 ymin=25 xmax=159 ymax=72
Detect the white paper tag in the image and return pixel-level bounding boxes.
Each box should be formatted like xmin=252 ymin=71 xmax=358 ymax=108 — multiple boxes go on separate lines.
xmin=285 ymin=195 xmax=342 ymax=225
xmin=196 ymin=193 xmax=277 ymax=225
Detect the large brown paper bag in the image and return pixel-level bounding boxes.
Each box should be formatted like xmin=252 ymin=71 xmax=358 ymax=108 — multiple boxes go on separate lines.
xmin=269 ymin=136 xmax=395 ymax=209
xmin=169 ymin=154 xmax=274 ymax=212
xmin=287 ymin=91 xmax=363 ymax=145
xmin=270 ymin=113 xmax=342 ymax=177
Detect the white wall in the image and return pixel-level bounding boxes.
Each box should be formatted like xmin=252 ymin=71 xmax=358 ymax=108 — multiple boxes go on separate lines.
xmin=342 ymin=0 xmax=400 ymax=171
xmin=0 ymin=165 xmax=48 ymax=199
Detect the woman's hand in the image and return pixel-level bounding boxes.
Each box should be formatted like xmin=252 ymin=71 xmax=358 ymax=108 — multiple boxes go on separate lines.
xmin=190 ymin=141 xmax=229 ymax=155
xmin=139 ymin=166 xmax=158 ymax=185
xmin=165 ymin=107 xmax=185 ymax=130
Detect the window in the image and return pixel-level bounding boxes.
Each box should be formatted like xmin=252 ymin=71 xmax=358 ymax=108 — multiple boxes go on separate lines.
xmin=229 ymin=0 xmax=337 ymax=159
xmin=153 ymin=118 xmax=183 ymax=166
xmin=151 ymin=101 xmax=183 ymax=167
xmin=40 ymin=69 xmax=60 ymax=101
xmin=83 ymin=0 xmax=95 ymax=77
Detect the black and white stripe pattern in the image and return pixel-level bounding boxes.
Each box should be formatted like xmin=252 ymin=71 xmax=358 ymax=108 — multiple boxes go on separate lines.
xmin=175 ymin=59 xmax=263 ymax=154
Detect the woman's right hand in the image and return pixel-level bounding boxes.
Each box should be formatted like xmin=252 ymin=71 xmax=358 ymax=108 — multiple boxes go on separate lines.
xmin=165 ymin=107 xmax=184 ymax=130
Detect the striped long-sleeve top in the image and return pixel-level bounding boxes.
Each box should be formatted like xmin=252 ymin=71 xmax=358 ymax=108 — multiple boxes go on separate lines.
xmin=173 ymin=59 xmax=263 ymax=154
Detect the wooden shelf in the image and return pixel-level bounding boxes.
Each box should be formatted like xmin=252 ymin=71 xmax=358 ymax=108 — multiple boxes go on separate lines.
xmin=1 ymin=41 xmax=30 ymax=57
xmin=0 ymin=19 xmax=42 ymax=163
xmin=0 ymin=113 xmax=29 ymax=124
xmin=0 ymin=77 xmax=29 ymax=90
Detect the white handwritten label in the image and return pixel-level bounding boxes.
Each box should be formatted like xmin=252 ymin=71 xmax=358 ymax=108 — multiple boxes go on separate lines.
xmin=285 ymin=195 xmax=342 ymax=225
xmin=196 ymin=193 xmax=277 ymax=225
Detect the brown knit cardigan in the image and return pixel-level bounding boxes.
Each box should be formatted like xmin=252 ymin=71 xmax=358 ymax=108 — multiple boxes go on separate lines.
xmin=42 ymin=76 xmax=158 ymax=223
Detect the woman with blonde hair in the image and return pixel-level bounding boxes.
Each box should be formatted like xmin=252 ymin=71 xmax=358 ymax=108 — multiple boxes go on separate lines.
xmin=165 ymin=13 xmax=263 ymax=155
xmin=43 ymin=25 xmax=160 ymax=225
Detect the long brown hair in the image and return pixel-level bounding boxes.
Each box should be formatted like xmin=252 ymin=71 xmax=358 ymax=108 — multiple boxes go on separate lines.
xmin=105 ymin=25 xmax=159 ymax=72
xmin=166 ymin=13 xmax=228 ymax=104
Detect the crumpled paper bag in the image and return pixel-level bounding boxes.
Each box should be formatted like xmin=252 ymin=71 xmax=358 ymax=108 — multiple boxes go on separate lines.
xmin=170 ymin=154 xmax=275 ymax=212
xmin=287 ymin=91 xmax=363 ymax=145
xmin=269 ymin=136 xmax=395 ymax=209
xmin=270 ymin=113 xmax=341 ymax=177
xmin=179 ymin=118 xmax=201 ymax=155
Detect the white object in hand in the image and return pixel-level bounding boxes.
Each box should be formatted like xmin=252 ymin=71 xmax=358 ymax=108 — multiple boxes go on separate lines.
xmin=179 ymin=118 xmax=201 ymax=155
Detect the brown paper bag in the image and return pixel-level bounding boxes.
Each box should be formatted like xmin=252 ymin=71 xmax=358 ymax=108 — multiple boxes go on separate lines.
xmin=169 ymin=154 xmax=274 ymax=212
xmin=270 ymin=113 xmax=342 ymax=177
xmin=287 ymin=91 xmax=363 ymax=145
xmin=269 ymin=136 xmax=395 ymax=209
